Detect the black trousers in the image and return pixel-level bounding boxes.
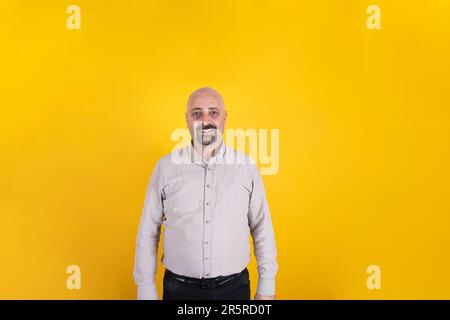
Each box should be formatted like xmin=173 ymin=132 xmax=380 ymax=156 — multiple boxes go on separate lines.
xmin=163 ymin=268 xmax=251 ymax=300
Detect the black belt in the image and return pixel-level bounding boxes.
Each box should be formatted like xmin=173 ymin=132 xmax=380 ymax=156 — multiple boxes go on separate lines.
xmin=165 ymin=268 xmax=247 ymax=289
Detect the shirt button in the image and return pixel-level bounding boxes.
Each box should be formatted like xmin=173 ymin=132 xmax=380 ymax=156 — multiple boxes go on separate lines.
xmin=206 ymin=273 xmax=210 ymax=277
xmin=204 ymin=241 xmax=209 ymax=244
xmin=205 ymin=257 xmax=209 ymax=260
xmin=205 ymin=220 xmax=210 ymax=224
xmin=206 ymin=202 xmax=210 ymax=206
xmin=206 ymin=184 xmax=210 ymax=188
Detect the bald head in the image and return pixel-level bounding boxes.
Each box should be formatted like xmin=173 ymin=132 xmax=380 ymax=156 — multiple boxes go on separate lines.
xmin=186 ymin=87 xmax=225 ymax=112
xmin=185 ymin=87 xmax=227 ymax=147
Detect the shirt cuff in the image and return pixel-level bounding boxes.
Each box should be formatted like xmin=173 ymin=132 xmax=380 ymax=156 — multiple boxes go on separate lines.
xmin=256 ymin=277 xmax=275 ymax=296
xmin=137 ymin=283 xmax=159 ymax=300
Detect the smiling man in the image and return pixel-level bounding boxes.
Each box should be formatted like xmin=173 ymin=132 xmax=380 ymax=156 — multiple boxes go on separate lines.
xmin=133 ymin=87 xmax=278 ymax=300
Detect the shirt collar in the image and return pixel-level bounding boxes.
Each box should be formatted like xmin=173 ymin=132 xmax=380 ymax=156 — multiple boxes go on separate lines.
xmin=187 ymin=139 xmax=226 ymax=166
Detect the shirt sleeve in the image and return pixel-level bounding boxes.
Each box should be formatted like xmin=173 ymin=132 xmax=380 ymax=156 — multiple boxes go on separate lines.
xmin=133 ymin=160 xmax=165 ymax=300
xmin=248 ymin=163 xmax=278 ymax=296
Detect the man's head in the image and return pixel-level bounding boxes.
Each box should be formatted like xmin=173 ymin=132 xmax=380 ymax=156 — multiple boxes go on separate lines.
xmin=185 ymin=87 xmax=227 ymax=146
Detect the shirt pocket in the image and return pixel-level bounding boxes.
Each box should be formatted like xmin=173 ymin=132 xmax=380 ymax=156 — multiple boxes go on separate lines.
xmin=163 ymin=181 xmax=203 ymax=215
xmin=216 ymin=181 xmax=251 ymax=214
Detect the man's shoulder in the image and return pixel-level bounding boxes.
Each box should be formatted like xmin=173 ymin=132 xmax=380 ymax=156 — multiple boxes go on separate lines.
xmin=223 ymin=145 xmax=259 ymax=174
xmin=154 ymin=144 xmax=191 ymax=168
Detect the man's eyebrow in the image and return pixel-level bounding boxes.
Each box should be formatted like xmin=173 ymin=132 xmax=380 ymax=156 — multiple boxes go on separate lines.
xmin=190 ymin=107 xmax=220 ymax=112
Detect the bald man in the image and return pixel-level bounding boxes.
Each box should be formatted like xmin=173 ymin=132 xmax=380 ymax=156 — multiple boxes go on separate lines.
xmin=133 ymin=87 xmax=278 ymax=300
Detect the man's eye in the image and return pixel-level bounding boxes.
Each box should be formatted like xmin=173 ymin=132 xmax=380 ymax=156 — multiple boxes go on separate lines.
xmin=192 ymin=112 xmax=201 ymax=118
xmin=210 ymin=111 xmax=219 ymax=117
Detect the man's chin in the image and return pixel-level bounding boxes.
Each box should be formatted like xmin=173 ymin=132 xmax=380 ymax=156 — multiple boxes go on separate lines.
xmin=200 ymin=140 xmax=213 ymax=146
xmin=198 ymin=136 xmax=217 ymax=146
xmin=193 ymin=138 xmax=212 ymax=146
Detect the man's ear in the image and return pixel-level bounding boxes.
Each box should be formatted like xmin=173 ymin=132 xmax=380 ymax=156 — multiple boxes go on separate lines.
xmin=185 ymin=112 xmax=188 ymax=123
xmin=224 ymin=110 xmax=227 ymax=121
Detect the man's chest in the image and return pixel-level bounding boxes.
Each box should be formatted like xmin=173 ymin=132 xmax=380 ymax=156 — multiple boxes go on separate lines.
xmin=162 ymin=164 xmax=252 ymax=216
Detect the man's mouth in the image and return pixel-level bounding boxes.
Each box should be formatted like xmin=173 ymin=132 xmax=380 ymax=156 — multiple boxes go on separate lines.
xmin=200 ymin=127 xmax=216 ymax=134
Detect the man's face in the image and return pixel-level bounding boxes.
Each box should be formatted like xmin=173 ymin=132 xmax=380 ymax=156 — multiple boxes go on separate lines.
xmin=186 ymin=95 xmax=226 ymax=146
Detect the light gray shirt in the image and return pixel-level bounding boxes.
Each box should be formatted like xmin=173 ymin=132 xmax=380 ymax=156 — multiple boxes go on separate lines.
xmin=133 ymin=141 xmax=278 ymax=299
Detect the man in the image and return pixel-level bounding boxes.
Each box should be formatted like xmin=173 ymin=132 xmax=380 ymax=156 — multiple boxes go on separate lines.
xmin=133 ymin=87 xmax=278 ymax=300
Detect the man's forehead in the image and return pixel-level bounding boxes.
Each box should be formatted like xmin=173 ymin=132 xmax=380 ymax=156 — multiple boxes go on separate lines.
xmin=187 ymin=94 xmax=224 ymax=111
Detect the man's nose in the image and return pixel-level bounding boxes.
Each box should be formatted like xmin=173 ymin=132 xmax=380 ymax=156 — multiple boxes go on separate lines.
xmin=200 ymin=113 xmax=213 ymax=124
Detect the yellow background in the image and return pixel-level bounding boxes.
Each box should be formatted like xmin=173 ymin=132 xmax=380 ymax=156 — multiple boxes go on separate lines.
xmin=1 ymin=0 xmax=449 ymax=299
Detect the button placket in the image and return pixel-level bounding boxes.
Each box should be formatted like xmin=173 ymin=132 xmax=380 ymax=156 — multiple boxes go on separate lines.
xmin=203 ymin=164 xmax=214 ymax=278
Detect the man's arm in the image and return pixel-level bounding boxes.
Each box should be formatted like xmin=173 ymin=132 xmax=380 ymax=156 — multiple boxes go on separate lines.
xmin=133 ymin=160 xmax=165 ymax=300
xmin=247 ymin=164 xmax=278 ymax=299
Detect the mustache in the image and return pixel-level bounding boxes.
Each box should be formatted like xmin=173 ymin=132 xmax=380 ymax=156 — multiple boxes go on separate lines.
xmin=200 ymin=124 xmax=217 ymax=130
